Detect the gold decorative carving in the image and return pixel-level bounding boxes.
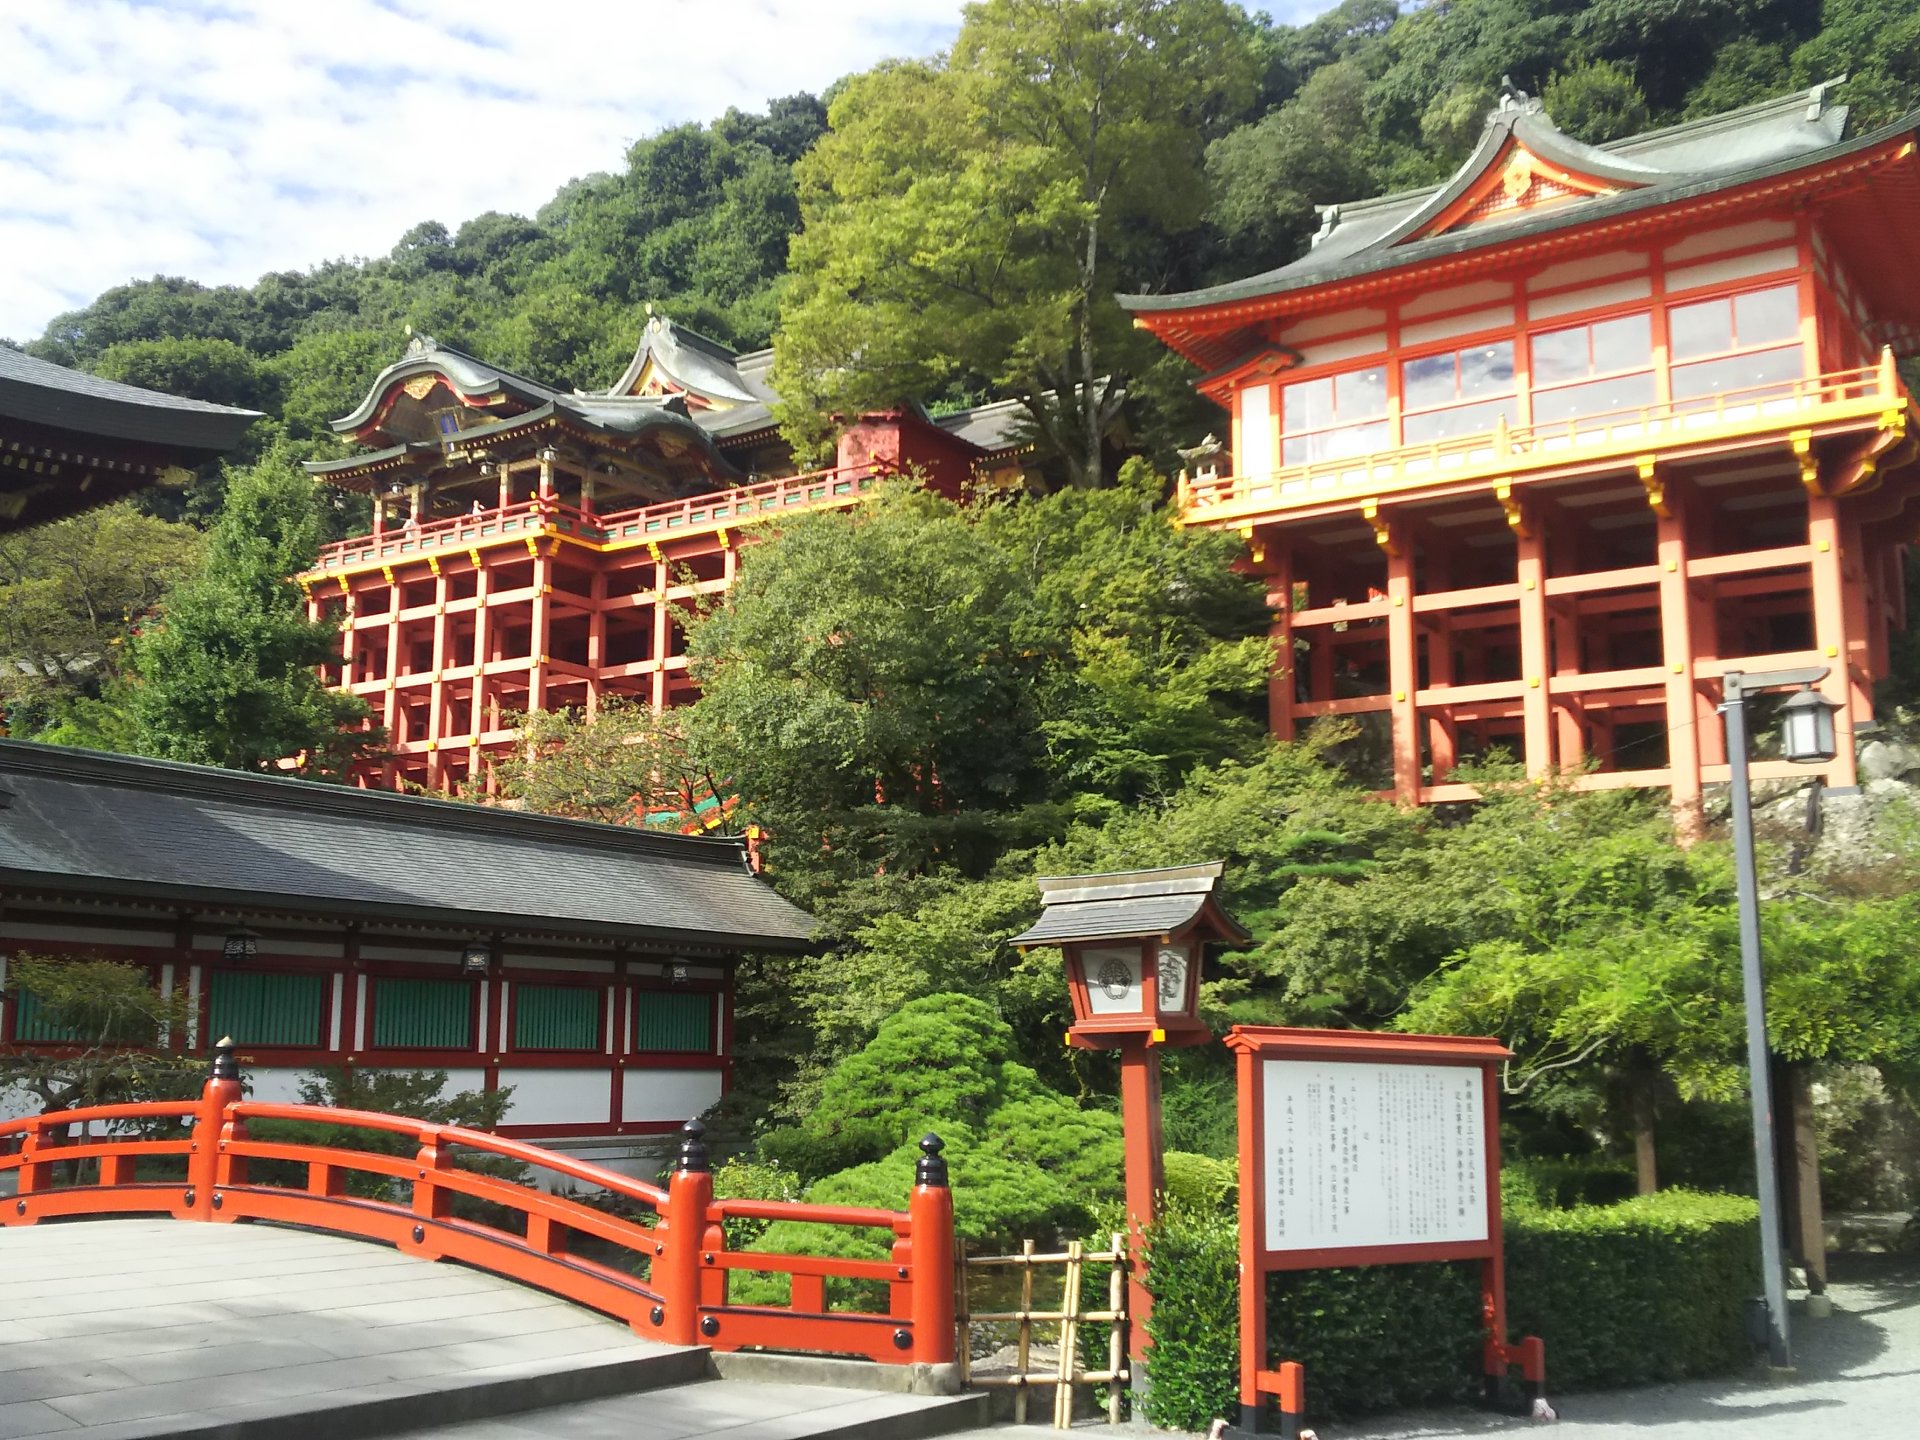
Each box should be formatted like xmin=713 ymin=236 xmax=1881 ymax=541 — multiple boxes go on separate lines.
xmin=402 ymin=375 xmax=441 ymax=401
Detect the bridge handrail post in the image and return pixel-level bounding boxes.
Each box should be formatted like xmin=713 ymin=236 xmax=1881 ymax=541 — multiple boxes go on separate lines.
xmin=659 ymin=1119 xmax=713 ymax=1347
xmin=187 ymin=1038 xmax=243 ymax=1221
xmin=908 ymin=1134 xmax=956 ymax=1366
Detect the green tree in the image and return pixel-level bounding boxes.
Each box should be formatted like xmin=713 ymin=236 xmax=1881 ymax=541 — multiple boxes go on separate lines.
xmin=0 ymin=504 xmax=202 ymax=731
xmin=126 ymin=449 xmax=376 ymax=775
xmin=774 ymin=0 xmax=1256 ymax=487
xmin=0 ymin=953 xmax=201 ymax=1114
xmin=496 ymin=698 xmax=728 ymax=830
xmin=1542 ymin=59 xmax=1650 ymax=144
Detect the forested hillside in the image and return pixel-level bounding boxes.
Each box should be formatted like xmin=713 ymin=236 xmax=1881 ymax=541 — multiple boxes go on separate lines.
xmin=13 ymin=2 xmax=1918 ymax=481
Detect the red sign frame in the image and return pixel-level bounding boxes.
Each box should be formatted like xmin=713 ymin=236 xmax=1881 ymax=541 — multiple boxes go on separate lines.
xmin=1226 ymin=1026 xmax=1545 ymax=1434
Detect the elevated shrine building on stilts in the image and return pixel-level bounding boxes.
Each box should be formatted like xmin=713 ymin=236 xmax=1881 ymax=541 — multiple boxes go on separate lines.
xmin=1128 ymin=79 xmax=1920 ymax=817
xmin=302 ymin=316 xmax=1077 ymax=799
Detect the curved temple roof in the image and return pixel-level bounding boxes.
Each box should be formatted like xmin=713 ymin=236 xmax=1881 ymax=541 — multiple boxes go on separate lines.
xmin=1121 ymin=78 xmax=1860 ymax=329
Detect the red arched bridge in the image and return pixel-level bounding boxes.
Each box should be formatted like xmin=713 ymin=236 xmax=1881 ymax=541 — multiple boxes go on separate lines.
xmin=0 ymin=1041 xmax=955 ymax=1369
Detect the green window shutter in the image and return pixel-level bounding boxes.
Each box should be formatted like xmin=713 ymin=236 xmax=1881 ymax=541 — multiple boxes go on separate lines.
xmin=209 ymin=971 xmax=325 ymax=1048
xmin=13 ymin=989 xmax=82 ymax=1043
xmin=514 ymin=984 xmax=600 ymax=1051
xmin=633 ymin=992 xmax=713 ymax=1053
xmin=371 ymin=978 xmax=472 ymax=1049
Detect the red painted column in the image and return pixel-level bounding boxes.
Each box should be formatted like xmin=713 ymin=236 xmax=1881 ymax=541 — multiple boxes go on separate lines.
xmin=1118 ymin=1037 xmax=1165 ymax=1371
xmin=1809 ymin=492 xmax=1860 ymax=788
xmin=1266 ymin=541 xmax=1296 ymax=741
xmin=1516 ymin=512 xmax=1553 ymax=781
xmin=658 ymin=1120 xmax=713 ymax=1347
xmin=1384 ymin=520 xmax=1419 ymax=802
xmin=1655 ymin=479 xmax=1703 ymax=830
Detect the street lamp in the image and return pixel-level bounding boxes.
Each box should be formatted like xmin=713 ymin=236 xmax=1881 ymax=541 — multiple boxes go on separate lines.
xmin=1720 ymin=665 xmax=1842 ymax=1370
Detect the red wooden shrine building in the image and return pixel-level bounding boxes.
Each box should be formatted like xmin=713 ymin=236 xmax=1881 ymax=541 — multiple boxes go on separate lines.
xmin=1127 ymin=79 xmax=1920 ymax=814
xmin=302 ymin=315 xmax=1065 ymax=796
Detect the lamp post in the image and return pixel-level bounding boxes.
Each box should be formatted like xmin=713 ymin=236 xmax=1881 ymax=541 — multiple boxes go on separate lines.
xmin=1011 ymin=862 xmax=1248 ymax=1400
xmin=1720 ymin=664 xmax=1841 ymax=1370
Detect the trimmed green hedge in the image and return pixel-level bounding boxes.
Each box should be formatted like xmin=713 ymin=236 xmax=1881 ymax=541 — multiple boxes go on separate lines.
xmin=1142 ymin=1188 xmax=1759 ymax=1429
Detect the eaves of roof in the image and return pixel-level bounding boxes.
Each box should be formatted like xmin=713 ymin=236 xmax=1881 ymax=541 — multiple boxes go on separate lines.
xmin=0 ymin=346 xmax=260 ymax=456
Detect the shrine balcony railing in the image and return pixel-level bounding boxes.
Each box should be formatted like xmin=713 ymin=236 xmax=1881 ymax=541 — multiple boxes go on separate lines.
xmin=0 ymin=1041 xmax=956 ymax=1368
xmin=308 ymin=460 xmax=901 ymax=578
xmin=1180 ymin=355 xmax=1911 ymax=526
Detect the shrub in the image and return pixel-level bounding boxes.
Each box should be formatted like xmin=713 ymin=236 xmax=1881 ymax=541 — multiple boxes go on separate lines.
xmin=1143 ymin=1189 xmax=1760 ymax=1428
xmin=1507 ymin=1190 xmax=1758 ymax=1388
xmin=1504 ymin=1156 xmax=1638 ymax=1211
xmin=1162 ymin=1150 xmax=1235 ymax=1211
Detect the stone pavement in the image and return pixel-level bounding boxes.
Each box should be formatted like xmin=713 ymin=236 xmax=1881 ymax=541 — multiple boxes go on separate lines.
xmin=944 ymin=1256 xmax=1920 ymax=1440
xmin=0 ymin=1216 xmax=703 ymax=1438
xmin=0 ymin=1216 xmax=987 ymax=1440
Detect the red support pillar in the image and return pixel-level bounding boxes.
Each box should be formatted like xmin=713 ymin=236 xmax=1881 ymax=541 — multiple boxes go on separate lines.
xmin=1266 ymin=540 xmax=1296 ymax=741
xmin=1809 ymin=492 xmax=1860 ymax=787
xmin=1654 ymin=473 xmax=1703 ymax=830
xmin=1118 ymin=1039 xmax=1165 ymax=1374
xmin=658 ymin=1120 xmax=713 ymax=1347
xmin=1515 ymin=506 xmax=1553 ymax=780
xmin=1382 ymin=515 xmax=1419 ymax=802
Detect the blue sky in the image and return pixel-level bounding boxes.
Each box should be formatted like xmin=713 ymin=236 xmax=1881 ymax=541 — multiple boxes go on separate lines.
xmin=0 ymin=1 xmax=1340 ymax=342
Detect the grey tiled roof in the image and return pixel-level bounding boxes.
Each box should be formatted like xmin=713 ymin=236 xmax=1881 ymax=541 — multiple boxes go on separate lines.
xmin=1010 ymin=861 xmax=1248 ymax=947
xmin=0 ymin=345 xmax=260 ymax=453
xmin=0 ymin=741 xmax=814 ymax=952
xmin=1120 ymin=79 xmax=1864 ymax=318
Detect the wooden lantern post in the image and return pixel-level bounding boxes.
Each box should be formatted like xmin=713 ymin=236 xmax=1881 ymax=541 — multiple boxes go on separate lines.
xmin=1013 ymin=862 xmax=1249 ymax=1395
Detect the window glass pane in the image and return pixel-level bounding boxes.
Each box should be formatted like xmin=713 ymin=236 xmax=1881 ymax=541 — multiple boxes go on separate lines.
xmin=1403 ymin=397 xmax=1519 ymax=444
xmin=1302 ymin=420 xmax=1389 ymax=463
xmin=210 ymin=971 xmax=325 ymax=1048
xmin=1532 ymin=372 xmax=1657 ymax=425
xmin=1669 ymin=299 xmax=1733 ymax=359
xmin=1401 ymin=353 xmax=1456 ymax=410
xmin=1670 ymin=346 xmax=1804 ymax=402
xmin=1282 ymin=377 xmax=1332 ymax=432
xmin=372 ymin=977 xmax=470 ymax=1049
xmin=514 ymin=984 xmax=599 ymax=1051
xmin=1589 ymin=314 xmax=1651 ymax=374
xmin=634 ymin=992 xmax=714 ymax=1053
xmin=1238 ymin=383 xmax=1274 ymax=478
xmin=1531 ymin=326 xmax=1590 ymax=384
xmin=1459 ymin=341 xmax=1514 ymax=398
xmin=1734 ymin=284 xmax=1799 ymax=348
xmin=1334 ymin=367 xmax=1387 ymax=419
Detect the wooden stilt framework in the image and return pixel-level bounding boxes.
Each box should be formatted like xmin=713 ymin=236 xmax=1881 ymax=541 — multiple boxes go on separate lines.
xmin=300 ymin=463 xmax=894 ymax=799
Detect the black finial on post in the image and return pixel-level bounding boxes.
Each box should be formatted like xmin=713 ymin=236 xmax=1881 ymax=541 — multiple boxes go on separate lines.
xmin=211 ymin=1036 xmax=239 ymax=1083
xmin=677 ymin=1118 xmax=710 ymax=1173
xmin=916 ymin=1133 xmax=948 ymax=1187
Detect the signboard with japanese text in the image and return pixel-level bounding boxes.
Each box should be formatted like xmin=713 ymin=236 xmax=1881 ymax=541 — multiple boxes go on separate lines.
xmin=1260 ymin=1058 xmax=1487 ymax=1254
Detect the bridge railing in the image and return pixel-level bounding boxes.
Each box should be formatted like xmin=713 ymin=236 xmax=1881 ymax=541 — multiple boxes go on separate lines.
xmin=0 ymin=1042 xmax=955 ymax=1369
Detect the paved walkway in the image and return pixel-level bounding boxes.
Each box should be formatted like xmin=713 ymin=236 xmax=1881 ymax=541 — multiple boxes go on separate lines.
xmin=0 ymin=1217 xmax=698 ymax=1438
xmin=943 ymin=1257 xmax=1920 ymax=1440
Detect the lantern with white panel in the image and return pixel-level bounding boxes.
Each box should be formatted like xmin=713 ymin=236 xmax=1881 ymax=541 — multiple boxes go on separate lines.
xmin=1012 ymin=861 xmax=1249 ymax=1398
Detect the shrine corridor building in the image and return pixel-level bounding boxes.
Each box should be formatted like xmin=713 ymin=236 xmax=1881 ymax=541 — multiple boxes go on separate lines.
xmin=302 ymin=318 xmax=1054 ymax=796
xmin=1128 ymin=81 xmax=1920 ymax=813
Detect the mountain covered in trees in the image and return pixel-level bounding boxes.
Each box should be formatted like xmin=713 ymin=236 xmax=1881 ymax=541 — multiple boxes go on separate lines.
xmin=13 ymin=1 xmax=1918 ymax=489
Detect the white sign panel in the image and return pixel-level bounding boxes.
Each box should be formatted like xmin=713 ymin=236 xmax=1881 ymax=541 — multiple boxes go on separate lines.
xmin=1261 ymin=1059 xmax=1487 ymax=1253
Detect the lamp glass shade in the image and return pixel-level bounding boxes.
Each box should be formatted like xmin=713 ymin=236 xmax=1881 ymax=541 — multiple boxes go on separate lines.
xmin=1155 ymin=944 xmax=1193 ymax=1014
xmin=1780 ymin=687 xmax=1839 ymax=763
xmin=1079 ymin=945 xmax=1144 ymax=1016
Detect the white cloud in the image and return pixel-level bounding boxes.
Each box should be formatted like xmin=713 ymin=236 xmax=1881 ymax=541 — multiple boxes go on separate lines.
xmin=0 ymin=0 xmax=1338 ymax=342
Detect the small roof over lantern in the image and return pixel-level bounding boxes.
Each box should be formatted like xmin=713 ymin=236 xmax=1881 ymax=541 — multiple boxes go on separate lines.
xmin=1012 ymin=861 xmax=1249 ymax=1049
